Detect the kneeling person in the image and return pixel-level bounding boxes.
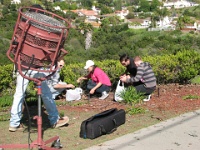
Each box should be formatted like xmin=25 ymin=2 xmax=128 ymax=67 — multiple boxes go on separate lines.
xmin=77 ymin=60 xmax=111 ymax=100
xmin=120 ymin=56 xmax=156 ymax=101
xmin=48 ymin=59 xmax=75 ymax=100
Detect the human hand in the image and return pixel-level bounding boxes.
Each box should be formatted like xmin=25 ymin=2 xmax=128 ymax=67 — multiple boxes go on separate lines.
xmin=77 ymin=77 xmax=82 ymax=83
xmin=120 ymin=75 xmax=127 ymax=83
xmin=90 ymin=88 xmax=95 ymax=94
xmin=67 ymin=84 xmax=75 ymax=89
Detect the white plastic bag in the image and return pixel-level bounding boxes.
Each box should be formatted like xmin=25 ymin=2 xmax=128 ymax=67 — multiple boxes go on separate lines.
xmin=66 ymin=88 xmax=83 ymax=101
xmin=114 ymin=80 xmax=125 ymax=102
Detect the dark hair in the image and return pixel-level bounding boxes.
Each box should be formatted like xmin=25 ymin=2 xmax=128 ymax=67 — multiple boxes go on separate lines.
xmin=91 ymin=65 xmax=97 ymax=74
xmin=119 ymin=54 xmax=129 ymax=62
xmin=29 ymin=4 xmax=44 ymax=14
xmin=31 ymin=4 xmax=44 ymax=9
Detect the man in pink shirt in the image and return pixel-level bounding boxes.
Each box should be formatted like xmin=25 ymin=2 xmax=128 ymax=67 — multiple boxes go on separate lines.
xmin=77 ymin=60 xmax=111 ymax=100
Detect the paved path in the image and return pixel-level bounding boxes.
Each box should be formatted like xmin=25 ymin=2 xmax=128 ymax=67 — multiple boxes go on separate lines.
xmin=85 ymin=109 xmax=200 ymax=150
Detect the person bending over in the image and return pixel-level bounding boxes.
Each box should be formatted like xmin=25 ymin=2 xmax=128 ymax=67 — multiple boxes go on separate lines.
xmin=77 ymin=60 xmax=111 ymax=100
xmin=47 ymin=59 xmax=75 ymax=100
xmin=119 ymin=54 xmax=143 ymax=86
xmin=120 ymin=56 xmax=156 ymax=101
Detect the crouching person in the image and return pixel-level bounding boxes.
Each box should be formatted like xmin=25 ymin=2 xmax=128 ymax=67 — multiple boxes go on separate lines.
xmin=48 ymin=59 xmax=75 ymax=100
xmin=77 ymin=60 xmax=111 ymax=100
xmin=120 ymin=56 xmax=156 ymax=101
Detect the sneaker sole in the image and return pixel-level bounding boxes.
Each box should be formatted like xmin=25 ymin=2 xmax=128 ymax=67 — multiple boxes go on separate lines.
xmin=54 ymin=116 xmax=69 ymax=128
xmin=99 ymin=95 xmax=109 ymax=100
xmin=143 ymin=95 xmax=151 ymax=102
xmin=9 ymin=128 xmax=17 ymax=132
xmin=9 ymin=126 xmax=24 ymax=132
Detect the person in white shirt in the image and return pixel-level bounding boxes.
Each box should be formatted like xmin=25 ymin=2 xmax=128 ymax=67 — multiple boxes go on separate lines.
xmin=47 ymin=59 xmax=75 ymax=100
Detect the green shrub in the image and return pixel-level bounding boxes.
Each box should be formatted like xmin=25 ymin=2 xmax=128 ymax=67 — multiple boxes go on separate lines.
xmin=175 ymin=50 xmax=200 ymax=83
xmin=190 ymin=75 xmax=200 ymax=84
xmin=1 ymin=50 xmax=200 ymax=104
xmin=61 ymin=60 xmax=126 ymax=88
xmin=0 ymin=95 xmax=13 ymax=107
xmin=120 ymin=86 xmax=144 ymax=105
xmin=0 ymin=64 xmax=14 ymax=91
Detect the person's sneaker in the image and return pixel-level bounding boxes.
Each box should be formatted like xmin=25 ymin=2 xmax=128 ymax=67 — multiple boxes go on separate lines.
xmin=9 ymin=124 xmax=24 ymax=132
xmin=52 ymin=116 xmax=69 ymax=128
xmin=99 ymin=91 xmax=109 ymax=100
xmin=143 ymin=95 xmax=151 ymax=102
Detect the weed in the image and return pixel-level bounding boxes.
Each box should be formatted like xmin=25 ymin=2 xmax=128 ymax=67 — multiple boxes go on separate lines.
xmin=120 ymin=86 xmax=145 ymax=105
xmin=120 ymin=86 xmax=146 ymax=115
xmin=126 ymin=107 xmax=146 ymax=115
xmin=59 ymin=111 xmax=64 ymax=117
xmin=182 ymin=94 xmax=200 ymax=100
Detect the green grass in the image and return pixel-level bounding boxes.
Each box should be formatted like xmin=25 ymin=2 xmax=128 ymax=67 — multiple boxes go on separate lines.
xmin=0 ymin=108 xmax=164 ymax=149
xmin=182 ymin=94 xmax=200 ymax=100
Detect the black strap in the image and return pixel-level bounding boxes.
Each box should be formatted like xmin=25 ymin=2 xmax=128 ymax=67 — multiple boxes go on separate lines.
xmin=99 ymin=119 xmax=118 ymax=135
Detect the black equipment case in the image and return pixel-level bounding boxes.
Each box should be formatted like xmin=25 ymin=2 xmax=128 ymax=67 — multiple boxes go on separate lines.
xmin=80 ymin=108 xmax=126 ymax=139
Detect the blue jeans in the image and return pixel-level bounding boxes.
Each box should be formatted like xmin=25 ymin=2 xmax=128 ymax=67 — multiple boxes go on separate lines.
xmin=87 ymin=80 xmax=110 ymax=93
xmin=10 ymin=70 xmax=59 ymax=127
xmin=49 ymin=85 xmax=66 ymax=100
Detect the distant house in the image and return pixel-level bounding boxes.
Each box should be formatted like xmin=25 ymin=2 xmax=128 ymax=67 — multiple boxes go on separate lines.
xmin=115 ymin=9 xmax=129 ymax=20
xmin=11 ymin=0 xmax=21 ymax=4
xmin=70 ymin=9 xmax=100 ymax=22
xmin=196 ymin=20 xmax=200 ymax=30
xmin=130 ymin=18 xmax=151 ymax=26
xmin=11 ymin=0 xmax=54 ymax=4
xmin=127 ymin=18 xmax=151 ymax=29
xmin=163 ymin=0 xmax=199 ymax=9
xmin=184 ymin=23 xmax=196 ymax=29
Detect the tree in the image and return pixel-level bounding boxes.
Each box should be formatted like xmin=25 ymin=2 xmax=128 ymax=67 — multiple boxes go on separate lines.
xmin=97 ymin=0 xmax=113 ymax=6
xmin=150 ymin=14 xmax=159 ymax=27
xmin=114 ymin=0 xmax=122 ymax=11
xmin=20 ymin=0 xmax=33 ymax=7
xmin=176 ymin=15 xmax=194 ymax=30
xmin=2 ymin=6 xmax=9 ymax=16
xmin=1 ymin=0 xmax=11 ymax=7
xmin=155 ymin=7 xmax=169 ymax=27
xmin=150 ymin=0 xmax=161 ymax=12
xmin=100 ymin=4 xmax=113 ymax=15
xmin=138 ymin=0 xmax=150 ymax=12
xmin=126 ymin=12 xmax=135 ymax=19
xmin=80 ymin=0 xmax=93 ymax=9
xmin=99 ymin=18 xmax=111 ymax=32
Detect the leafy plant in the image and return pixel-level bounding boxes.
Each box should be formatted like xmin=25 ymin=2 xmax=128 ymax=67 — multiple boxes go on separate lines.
xmin=190 ymin=75 xmax=200 ymax=84
xmin=119 ymin=86 xmax=146 ymax=115
xmin=126 ymin=107 xmax=146 ymax=115
xmin=120 ymin=86 xmax=145 ymax=105
xmin=182 ymin=94 xmax=200 ymax=100
xmin=0 ymin=95 xmax=13 ymax=107
xmin=59 ymin=111 xmax=65 ymax=118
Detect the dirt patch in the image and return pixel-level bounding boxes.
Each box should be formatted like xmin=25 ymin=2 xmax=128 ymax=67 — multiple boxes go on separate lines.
xmin=0 ymin=84 xmax=200 ymax=149
xmin=59 ymin=84 xmax=200 ymax=115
